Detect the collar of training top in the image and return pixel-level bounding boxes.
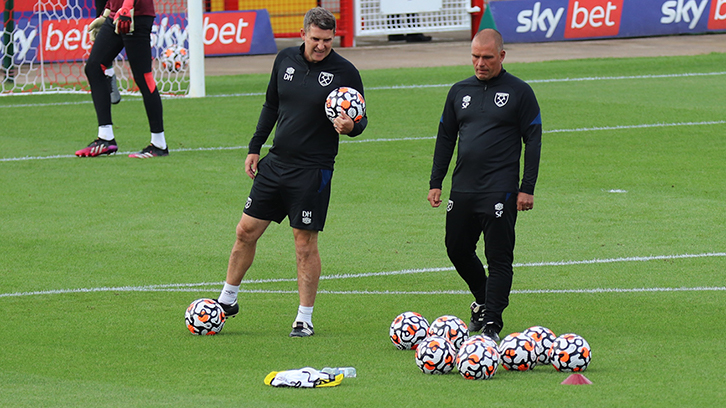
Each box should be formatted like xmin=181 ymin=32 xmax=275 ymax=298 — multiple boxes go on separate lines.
xmin=476 ymin=68 xmax=507 ymax=84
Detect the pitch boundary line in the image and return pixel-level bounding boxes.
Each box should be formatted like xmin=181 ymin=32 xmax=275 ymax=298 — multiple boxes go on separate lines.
xmin=2 ymin=120 xmax=724 ymax=163
xmin=2 ymin=71 xmax=725 ymax=109
xmin=2 ymin=286 xmax=724 ymax=298
xmin=1 ymin=252 xmax=723 ymax=299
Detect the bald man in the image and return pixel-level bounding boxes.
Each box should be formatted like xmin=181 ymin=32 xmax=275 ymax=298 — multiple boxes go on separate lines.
xmin=428 ymin=29 xmax=542 ymax=342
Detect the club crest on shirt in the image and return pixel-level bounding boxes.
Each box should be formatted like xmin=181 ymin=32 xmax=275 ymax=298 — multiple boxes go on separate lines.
xmin=462 ymin=95 xmax=471 ymax=109
xmin=318 ymin=72 xmax=334 ymax=87
xmin=494 ymin=92 xmax=509 ymax=107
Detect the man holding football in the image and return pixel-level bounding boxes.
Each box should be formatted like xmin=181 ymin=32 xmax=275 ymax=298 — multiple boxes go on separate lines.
xmin=77 ymin=0 xmax=168 ymax=158
xmin=428 ymin=29 xmax=542 ymax=342
xmin=216 ymin=7 xmax=368 ymax=337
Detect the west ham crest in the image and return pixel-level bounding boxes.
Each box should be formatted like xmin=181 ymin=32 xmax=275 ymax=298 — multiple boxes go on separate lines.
xmin=318 ymin=72 xmax=334 ymax=86
xmin=494 ymin=92 xmax=509 ymax=107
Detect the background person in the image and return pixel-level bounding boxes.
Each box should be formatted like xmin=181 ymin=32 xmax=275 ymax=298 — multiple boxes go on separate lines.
xmin=427 ymin=29 xmax=542 ymax=342
xmin=76 ymin=0 xmax=167 ymax=158
xmin=90 ymin=0 xmax=121 ymax=104
xmin=216 ymin=7 xmax=368 ymax=337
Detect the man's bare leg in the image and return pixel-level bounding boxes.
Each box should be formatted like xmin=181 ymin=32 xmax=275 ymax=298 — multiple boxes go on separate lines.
xmin=218 ymin=214 xmax=271 ymax=315
xmin=289 ymin=228 xmax=320 ymax=337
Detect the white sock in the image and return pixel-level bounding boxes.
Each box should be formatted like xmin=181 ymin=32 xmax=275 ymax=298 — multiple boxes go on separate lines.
xmin=98 ymin=125 xmax=114 ymax=141
xmin=151 ymin=132 xmax=166 ymax=150
xmin=218 ymin=283 xmax=239 ymax=305
xmin=295 ymin=305 xmax=314 ymax=325
xmin=105 ymin=67 xmax=115 ymax=77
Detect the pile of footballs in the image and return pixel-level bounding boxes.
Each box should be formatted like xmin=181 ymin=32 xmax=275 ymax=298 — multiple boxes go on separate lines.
xmin=389 ymin=311 xmax=592 ymax=380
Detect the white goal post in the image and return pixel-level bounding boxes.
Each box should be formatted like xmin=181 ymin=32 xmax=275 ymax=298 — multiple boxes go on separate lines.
xmin=186 ymin=0 xmax=203 ymax=97
xmin=0 ymin=0 xmax=204 ymax=97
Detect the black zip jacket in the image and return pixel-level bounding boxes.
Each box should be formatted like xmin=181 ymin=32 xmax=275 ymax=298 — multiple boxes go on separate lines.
xmin=248 ymin=44 xmax=367 ymax=169
xmin=430 ymin=69 xmax=542 ymax=195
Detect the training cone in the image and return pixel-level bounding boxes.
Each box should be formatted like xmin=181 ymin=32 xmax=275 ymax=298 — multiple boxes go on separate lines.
xmin=561 ymin=374 xmax=593 ymax=385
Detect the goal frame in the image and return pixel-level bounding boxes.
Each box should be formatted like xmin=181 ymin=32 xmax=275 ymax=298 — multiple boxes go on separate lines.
xmin=0 ymin=0 xmax=204 ymax=97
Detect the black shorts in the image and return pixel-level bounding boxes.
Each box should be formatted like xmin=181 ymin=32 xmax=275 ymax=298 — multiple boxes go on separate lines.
xmin=243 ymin=157 xmax=333 ymax=231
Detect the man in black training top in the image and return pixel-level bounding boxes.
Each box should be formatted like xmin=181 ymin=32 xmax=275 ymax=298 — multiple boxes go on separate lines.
xmin=428 ymin=29 xmax=542 ymax=342
xmin=216 ymin=7 xmax=368 ymax=337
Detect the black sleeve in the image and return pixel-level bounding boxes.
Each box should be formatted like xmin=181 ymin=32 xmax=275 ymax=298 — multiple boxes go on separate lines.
xmin=429 ymin=86 xmax=459 ymax=190
xmin=345 ymin=68 xmax=368 ymax=138
xmin=248 ymin=56 xmax=281 ymax=155
xmin=518 ymin=85 xmax=542 ymax=195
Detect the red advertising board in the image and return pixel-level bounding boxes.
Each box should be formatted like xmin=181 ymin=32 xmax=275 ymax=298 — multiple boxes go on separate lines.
xmin=491 ymin=0 xmax=726 ymax=43
xmin=708 ymin=0 xmax=726 ymax=29
xmin=203 ymin=11 xmax=257 ymax=55
xmin=42 ymin=18 xmax=94 ymax=62
xmin=35 ymin=10 xmax=275 ymax=62
xmin=11 ymin=0 xmax=67 ymax=12
xmin=564 ymin=0 xmax=623 ymax=38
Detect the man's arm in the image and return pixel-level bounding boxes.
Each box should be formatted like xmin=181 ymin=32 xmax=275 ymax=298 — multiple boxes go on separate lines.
xmin=518 ymin=85 xmax=542 ymax=196
xmin=429 ymin=87 xmax=459 ymax=190
xmin=429 ymin=87 xmax=460 ymax=208
xmin=248 ymin=55 xmax=282 ymax=155
xmin=342 ymin=69 xmax=367 ymax=137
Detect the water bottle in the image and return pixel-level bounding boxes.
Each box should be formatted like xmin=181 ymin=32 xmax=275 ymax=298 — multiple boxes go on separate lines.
xmin=320 ymin=367 xmax=357 ymax=378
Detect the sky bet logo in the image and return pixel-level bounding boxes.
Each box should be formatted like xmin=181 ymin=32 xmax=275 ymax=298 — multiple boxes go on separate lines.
xmin=661 ymin=0 xmax=709 ymax=29
xmin=516 ymin=0 xmax=623 ymax=38
xmin=515 ymin=0 xmax=726 ymax=39
xmin=661 ymin=0 xmax=726 ymax=30
xmin=709 ymin=0 xmax=726 ymax=29
xmin=564 ymin=0 xmax=623 ymax=38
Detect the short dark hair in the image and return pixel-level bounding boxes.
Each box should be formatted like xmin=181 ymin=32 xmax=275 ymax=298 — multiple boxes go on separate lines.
xmin=304 ymin=7 xmax=336 ymax=32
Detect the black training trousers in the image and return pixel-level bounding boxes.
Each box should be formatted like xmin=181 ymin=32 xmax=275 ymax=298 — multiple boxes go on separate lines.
xmin=445 ymin=191 xmax=518 ymax=329
xmin=85 ymin=16 xmax=163 ymax=133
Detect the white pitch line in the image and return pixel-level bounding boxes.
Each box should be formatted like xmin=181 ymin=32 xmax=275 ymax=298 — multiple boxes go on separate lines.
xmin=1 ymin=252 xmax=724 ymax=299
xmin=2 ymin=71 xmax=724 ymax=108
xmin=236 ymin=286 xmax=726 ymax=295
xmin=547 ymin=120 xmax=726 ymax=134
xmin=4 ymin=286 xmax=725 ymax=297
xmin=365 ymin=71 xmax=726 ymax=91
xmin=2 ymin=120 xmax=725 ymax=163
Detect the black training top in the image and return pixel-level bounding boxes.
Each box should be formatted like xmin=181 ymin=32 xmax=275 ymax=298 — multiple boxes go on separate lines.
xmin=248 ymin=45 xmax=367 ymax=169
xmin=429 ymin=69 xmax=542 ymax=195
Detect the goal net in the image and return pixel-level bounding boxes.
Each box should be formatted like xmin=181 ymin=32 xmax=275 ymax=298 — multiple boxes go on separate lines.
xmin=355 ymin=0 xmax=473 ymax=37
xmin=1 ymin=0 xmax=197 ymax=96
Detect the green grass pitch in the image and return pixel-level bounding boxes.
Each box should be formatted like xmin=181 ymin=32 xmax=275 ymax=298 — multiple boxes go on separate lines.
xmin=1 ymin=52 xmax=725 ymax=407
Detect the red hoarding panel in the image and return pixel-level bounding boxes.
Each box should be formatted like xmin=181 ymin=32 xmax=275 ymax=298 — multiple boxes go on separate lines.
xmin=203 ymin=11 xmax=256 ymax=55
xmin=12 ymin=0 xmax=68 ymax=12
xmin=42 ymin=18 xmax=94 ymax=62
xmin=564 ymin=0 xmax=623 ymax=38
xmin=708 ymin=0 xmax=726 ymax=29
